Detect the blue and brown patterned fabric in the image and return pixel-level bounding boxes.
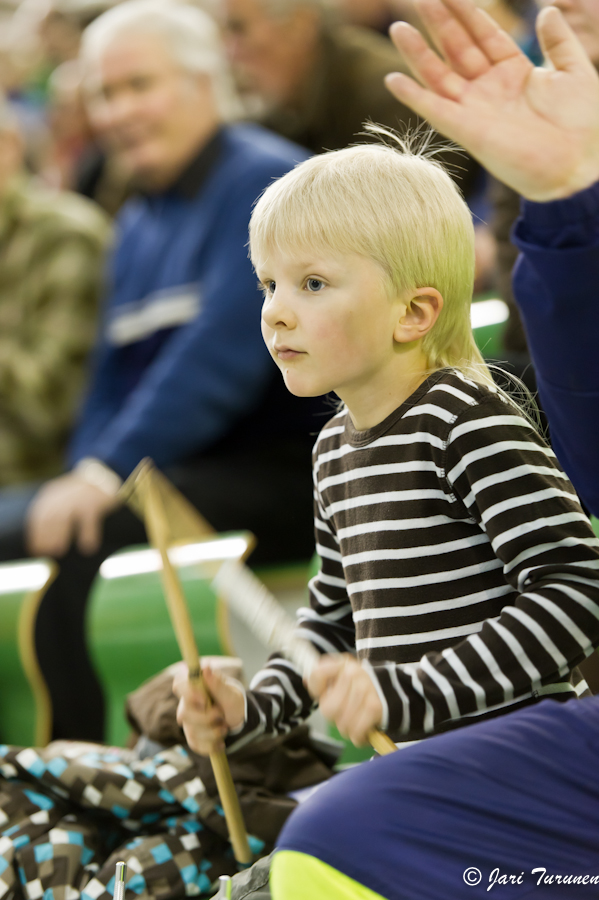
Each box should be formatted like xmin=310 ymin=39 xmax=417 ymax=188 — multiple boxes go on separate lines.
xmin=0 ymin=743 xmax=259 ymax=900
xmin=0 ymin=727 xmax=332 ymax=900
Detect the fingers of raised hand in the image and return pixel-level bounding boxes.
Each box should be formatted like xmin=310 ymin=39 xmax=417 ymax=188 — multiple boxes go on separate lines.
xmin=438 ymin=0 xmax=523 ymax=65
xmin=537 ymin=5 xmax=599 ymax=78
xmin=414 ymin=0 xmax=492 ymax=80
xmin=389 ymin=21 xmax=466 ymax=100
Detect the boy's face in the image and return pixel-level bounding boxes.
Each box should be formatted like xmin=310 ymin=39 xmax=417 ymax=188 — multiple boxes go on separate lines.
xmin=258 ymin=246 xmax=407 ymax=417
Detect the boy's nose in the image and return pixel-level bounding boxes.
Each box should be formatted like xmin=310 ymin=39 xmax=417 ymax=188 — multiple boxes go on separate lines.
xmin=261 ymin=290 xmax=296 ymax=330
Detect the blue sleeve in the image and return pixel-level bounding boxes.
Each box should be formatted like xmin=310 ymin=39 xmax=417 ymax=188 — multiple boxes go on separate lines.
xmin=68 ymin=204 xmax=144 ymax=465
xmin=512 ymin=182 xmax=599 ymax=515
xmin=70 ymin=177 xmax=276 ymax=479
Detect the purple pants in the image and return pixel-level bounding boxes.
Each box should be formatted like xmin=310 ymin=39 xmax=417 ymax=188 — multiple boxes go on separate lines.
xmin=276 ymin=697 xmax=599 ymax=899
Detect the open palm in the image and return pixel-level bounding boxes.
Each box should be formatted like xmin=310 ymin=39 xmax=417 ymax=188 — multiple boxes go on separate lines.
xmin=386 ymin=0 xmax=599 ymax=200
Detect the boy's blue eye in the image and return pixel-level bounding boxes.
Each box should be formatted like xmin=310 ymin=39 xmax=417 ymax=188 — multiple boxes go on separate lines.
xmin=260 ymin=280 xmax=275 ymax=294
xmin=306 ymin=278 xmax=325 ymax=292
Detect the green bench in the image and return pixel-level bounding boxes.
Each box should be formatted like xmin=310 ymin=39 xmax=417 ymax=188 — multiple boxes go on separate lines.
xmin=88 ymin=535 xmax=316 ymax=747
xmin=0 ymin=540 xmax=316 ymax=749
xmin=0 ymin=541 xmax=368 ymax=765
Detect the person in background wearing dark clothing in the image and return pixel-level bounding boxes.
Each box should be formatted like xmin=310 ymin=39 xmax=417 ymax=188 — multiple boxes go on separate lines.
xmin=220 ymin=0 xmax=483 ymax=201
xmin=0 ymin=0 xmax=318 ymax=744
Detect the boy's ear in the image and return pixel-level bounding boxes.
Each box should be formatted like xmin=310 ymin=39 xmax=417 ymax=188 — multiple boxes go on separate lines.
xmin=394 ymin=288 xmax=444 ymax=344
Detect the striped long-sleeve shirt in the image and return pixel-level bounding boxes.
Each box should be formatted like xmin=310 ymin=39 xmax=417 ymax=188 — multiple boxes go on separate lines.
xmin=229 ymin=369 xmax=599 ymax=748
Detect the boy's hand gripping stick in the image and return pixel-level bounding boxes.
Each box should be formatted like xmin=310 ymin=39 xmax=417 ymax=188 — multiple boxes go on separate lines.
xmin=213 ymin=560 xmax=397 ymax=757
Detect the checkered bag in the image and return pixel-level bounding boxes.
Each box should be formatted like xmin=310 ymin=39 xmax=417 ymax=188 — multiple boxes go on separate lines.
xmin=0 ymin=743 xmax=265 ymax=900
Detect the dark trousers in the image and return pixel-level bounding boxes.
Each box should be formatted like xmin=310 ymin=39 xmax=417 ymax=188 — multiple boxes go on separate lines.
xmin=277 ymin=696 xmax=599 ymax=899
xmin=0 ymin=440 xmax=315 ymax=742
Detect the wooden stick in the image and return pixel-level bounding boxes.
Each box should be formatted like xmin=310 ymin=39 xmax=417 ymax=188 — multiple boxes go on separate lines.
xmin=213 ymin=561 xmax=398 ymax=756
xmin=141 ymin=474 xmax=252 ymax=866
xmin=122 ymin=462 xmax=396 ymax=758
xmin=367 ymin=729 xmax=397 ymax=755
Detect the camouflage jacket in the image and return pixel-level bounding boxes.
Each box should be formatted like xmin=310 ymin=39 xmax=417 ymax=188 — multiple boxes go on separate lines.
xmin=0 ymin=175 xmax=110 ymax=485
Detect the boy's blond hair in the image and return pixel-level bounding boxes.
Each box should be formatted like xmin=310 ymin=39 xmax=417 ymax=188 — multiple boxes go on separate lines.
xmin=249 ymin=130 xmax=494 ymax=388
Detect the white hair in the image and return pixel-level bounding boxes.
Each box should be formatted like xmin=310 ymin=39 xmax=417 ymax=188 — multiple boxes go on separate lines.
xmin=80 ymin=0 xmax=240 ymax=119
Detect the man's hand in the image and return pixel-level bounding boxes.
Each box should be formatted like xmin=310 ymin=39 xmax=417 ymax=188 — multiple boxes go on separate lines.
xmin=307 ymin=654 xmax=383 ymax=747
xmin=386 ymin=0 xmax=599 ymax=200
xmin=26 ymin=473 xmax=121 ymax=557
xmin=173 ymin=664 xmax=246 ymax=756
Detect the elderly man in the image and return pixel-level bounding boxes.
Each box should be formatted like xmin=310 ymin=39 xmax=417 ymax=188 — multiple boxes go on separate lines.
xmin=0 ymin=0 xmax=317 ymax=742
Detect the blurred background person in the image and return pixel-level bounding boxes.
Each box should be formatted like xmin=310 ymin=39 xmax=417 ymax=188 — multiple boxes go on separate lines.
xmin=220 ymin=0 xmax=483 ymax=198
xmin=44 ymin=55 xmax=132 ymax=212
xmin=0 ymin=93 xmax=109 ymax=506
xmin=2 ymin=0 xmax=131 ymax=213
xmin=0 ymin=0 xmax=321 ymax=744
xmin=37 ymin=0 xmax=135 ymax=212
xmin=331 ymin=0 xmax=409 ymax=33
xmin=41 ymin=59 xmax=92 ymax=190
xmin=219 ymin=0 xmax=501 ymax=297
xmin=0 ymin=0 xmax=111 ymax=158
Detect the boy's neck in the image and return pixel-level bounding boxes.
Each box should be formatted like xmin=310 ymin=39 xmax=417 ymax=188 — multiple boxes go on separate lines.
xmin=341 ymin=351 xmax=435 ymax=432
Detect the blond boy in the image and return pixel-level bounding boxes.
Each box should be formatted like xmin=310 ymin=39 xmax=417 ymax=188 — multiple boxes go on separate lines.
xmin=175 ymin=135 xmax=599 ymax=755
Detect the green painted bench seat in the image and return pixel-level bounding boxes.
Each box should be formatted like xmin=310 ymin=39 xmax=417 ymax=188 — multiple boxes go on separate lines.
xmin=87 ymin=537 xmax=319 ymax=747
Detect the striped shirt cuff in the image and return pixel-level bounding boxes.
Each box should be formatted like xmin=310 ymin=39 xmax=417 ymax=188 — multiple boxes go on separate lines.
xmin=362 ymin=659 xmax=390 ymax=732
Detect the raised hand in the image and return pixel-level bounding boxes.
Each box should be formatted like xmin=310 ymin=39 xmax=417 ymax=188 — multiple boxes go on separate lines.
xmin=385 ymin=0 xmax=599 ymax=200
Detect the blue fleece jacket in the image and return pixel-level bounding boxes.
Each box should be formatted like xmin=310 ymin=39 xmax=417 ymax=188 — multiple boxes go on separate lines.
xmin=512 ymin=181 xmax=599 ymax=516
xmin=68 ymin=124 xmax=312 ymax=478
